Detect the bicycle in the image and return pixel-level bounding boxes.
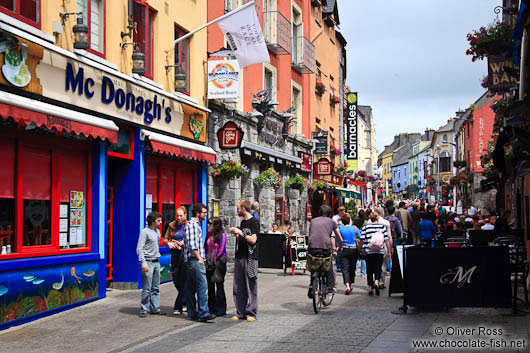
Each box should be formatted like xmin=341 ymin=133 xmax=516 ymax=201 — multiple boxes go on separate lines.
xmin=308 ymin=254 xmax=334 ymax=314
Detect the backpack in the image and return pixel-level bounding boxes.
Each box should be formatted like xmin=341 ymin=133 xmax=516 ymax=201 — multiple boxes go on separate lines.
xmin=368 ymin=231 xmax=384 ymax=251
xmin=388 ymin=219 xmax=401 ymax=240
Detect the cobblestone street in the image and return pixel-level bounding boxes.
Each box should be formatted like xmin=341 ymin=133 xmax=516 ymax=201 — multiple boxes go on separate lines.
xmin=1 ymin=268 xmax=529 ymax=353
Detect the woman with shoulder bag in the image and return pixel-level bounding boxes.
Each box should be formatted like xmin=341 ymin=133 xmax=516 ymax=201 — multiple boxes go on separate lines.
xmin=338 ymin=214 xmax=362 ymax=295
xmin=205 ymin=217 xmax=227 ymax=316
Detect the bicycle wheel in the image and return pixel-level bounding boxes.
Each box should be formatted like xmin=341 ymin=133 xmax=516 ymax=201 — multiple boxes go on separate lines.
xmin=322 ymin=274 xmax=334 ymax=306
xmin=312 ymin=275 xmax=321 ymax=314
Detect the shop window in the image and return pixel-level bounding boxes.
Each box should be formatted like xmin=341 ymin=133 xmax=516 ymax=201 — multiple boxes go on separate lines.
xmin=0 ymin=134 xmax=90 ymax=260
xmin=275 ymin=197 xmax=283 ymax=225
xmin=440 ymin=157 xmax=451 ymax=173
xmin=133 ymin=2 xmax=156 ymax=78
xmin=77 ymin=0 xmax=105 ymax=56
xmin=22 ymin=147 xmax=51 ymax=247
xmin=0 ymin=0 xmax=40 ymax=26
xmin=174 ymin=25 xmax=190 ymax=94
xmin=107 ymin=129 xmax=134 ymax=159
xmin=146 ymin=158 xmax=195 ymax=245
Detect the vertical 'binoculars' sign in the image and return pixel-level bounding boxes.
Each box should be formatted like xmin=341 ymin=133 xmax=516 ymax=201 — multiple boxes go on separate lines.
xmin=344 ymin=92 xmax=358 ymax=160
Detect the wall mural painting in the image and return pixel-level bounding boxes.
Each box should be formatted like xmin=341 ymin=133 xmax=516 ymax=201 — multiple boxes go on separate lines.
xmin=159 ymin=253 xmax=172 ymax=282
xmin=0 ymin=262 xmax=99 ymax=325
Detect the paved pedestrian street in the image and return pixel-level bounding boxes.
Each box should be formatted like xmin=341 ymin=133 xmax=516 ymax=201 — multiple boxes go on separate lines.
xmin=1 ymin=269 xmax=529 ymax=353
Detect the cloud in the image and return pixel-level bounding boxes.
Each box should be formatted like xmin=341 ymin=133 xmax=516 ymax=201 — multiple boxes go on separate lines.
xmin=337 ymin=0 xmax=500 ymax=152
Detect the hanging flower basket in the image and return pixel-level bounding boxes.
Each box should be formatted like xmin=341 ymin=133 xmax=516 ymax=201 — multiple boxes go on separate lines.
xmin=466 ymin=21 xmax=514 ymax=61
xmin=315 ymin=81 xmax=326 ymax=96
xmin=309 ymin=180 xmax=328 ymax=192
xmin=329 ymin=145 xmax=341 ymax=156
xmin=210 ymin=160 xmax=249 ymax=180
xmin=255 ymin=168 xmax=282 ymax=189
xmin=285 ymin=175 xmax=308 ymax=190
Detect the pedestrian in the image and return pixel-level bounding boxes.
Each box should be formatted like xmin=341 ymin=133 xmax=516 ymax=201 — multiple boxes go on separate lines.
xmin=332 ymin=206 xmax=346 ymax=225
xmin=163 ymin=206 xmax=187 ymax=315
xmin=338 ymin=214 xmax=360 ymax=295
xmin=409 ymin=204 xmax=420 ymax=244
xmin=136 ymin=211 xmax=165 ymax=317
xmin=360 ymin=211 xmax=391 ymax=296
xmin=494 ymin=210 xmax=514 ymax=235
xmin=385 ymin=206 xmax=402 ymax=276
xmin=229 ymin=200 xmax=260 ymax=322
xmin=250 ymin=200 xmax=260 ymax=221
xmin=417 ymin=213 xmax=436 ymax=245
xmin=205 ymin=217 xmax=227 ymax=317
xmin=332 ymin=206 xmax=346 ymax=272
xmin=183 ymin=203 xmax=215 ymax=322
xmin=372 ymin=207 xmax=391 ymax=288
xmin=481 ymin=218 xmax=495 ymax=230
xmin=354 ymin=209 xmax=367 ymax=277
xmin=306 ymin=205 xmax=342 ymax=299
xmin=396 ymin=201 xmax=412 ymax=244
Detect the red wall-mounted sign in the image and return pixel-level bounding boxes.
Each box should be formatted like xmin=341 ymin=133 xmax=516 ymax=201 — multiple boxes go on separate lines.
xmin=300 ymin=152 xmax=312 ymax=172
xmin=313 ymin=158 xmax=334 ymax=175
xmin=217 ymin=121 xmax=244 ymax=149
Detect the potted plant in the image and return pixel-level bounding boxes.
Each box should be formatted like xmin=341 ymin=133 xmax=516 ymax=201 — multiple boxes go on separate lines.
xmin=315 ymin=80 xmax=326 ymax=96
xmin=466 ymin=21 xmax=514 ymax=61
xmin=255 ymin=168 xmax=282 ymax=189
xmin=333 ymin=162 xmax=346 ymax=175
xmin=329 ymin=93 xmax=340 ymax=105
xmin=285 ymin=175 xmax=307 ymax=190
xmin=483 ymin=164 xmax=499 ymax=179
xmin=210 ymin=160 xmax=249 ymax=180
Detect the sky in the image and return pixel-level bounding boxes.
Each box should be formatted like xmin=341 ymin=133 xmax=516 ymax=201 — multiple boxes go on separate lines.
xmin=338 ymin=0 xmax=500 ymax=153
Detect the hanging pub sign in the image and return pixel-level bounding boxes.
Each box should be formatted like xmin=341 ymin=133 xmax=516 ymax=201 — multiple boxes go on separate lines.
xmin=313 ymin=158 xmax=334 ymax=175
xmin=207 ymin=60 xmax=240 ymax=99
xmin=312 ymin=131 xmax=328 ymax=155
xmin=217 ymin=121 xmax=244 ymax=149
xmin=344 ymin=92 xmax=358 ymax=160
xmin=487 ymin=55 xmax=518 ymax=92
xmin=299 ymin=152 xmax=312 ymax=172
xmin=314 ymin=174 xmax=344 ymax=187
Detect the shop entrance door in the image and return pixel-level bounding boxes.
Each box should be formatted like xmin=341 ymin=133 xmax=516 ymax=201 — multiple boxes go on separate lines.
xmin=106 ymin=187 xmax=114 ymax=285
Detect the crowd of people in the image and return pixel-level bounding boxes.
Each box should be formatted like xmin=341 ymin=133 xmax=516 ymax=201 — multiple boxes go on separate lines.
xmin=305 ymin=198 xmax=515 ymax=298
xmin=136 ymin=200 xmax=260 ymax=323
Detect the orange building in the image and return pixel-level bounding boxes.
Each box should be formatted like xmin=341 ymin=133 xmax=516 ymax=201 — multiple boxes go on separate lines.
xmin=207 ymin=0 xmax=315 ymax=138
xmin=309 ymin=1 xmax=342 ymax=165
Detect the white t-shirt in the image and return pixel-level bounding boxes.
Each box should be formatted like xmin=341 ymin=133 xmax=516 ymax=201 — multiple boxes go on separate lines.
xmin=332 ymin=214 xmax=341 ymax=224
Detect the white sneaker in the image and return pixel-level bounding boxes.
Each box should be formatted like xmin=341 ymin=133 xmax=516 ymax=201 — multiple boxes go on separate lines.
xmin=182 ymin=307 xmax=187 ymax=312
xmin=173 ymin=310 xmax=181 ymax=315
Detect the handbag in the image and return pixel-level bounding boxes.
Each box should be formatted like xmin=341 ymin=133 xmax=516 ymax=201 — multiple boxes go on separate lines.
xmin=211 ymin=256 xmax=227 ymax=283
xmin=205 ymin=253 xmax=216 ymax=272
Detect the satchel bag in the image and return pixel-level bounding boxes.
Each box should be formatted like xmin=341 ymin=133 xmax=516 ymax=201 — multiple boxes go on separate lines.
xmin=205 ymin=253 xmax=217 ymax=272
xmin=306 ymin=253 xmax=332 ymax=272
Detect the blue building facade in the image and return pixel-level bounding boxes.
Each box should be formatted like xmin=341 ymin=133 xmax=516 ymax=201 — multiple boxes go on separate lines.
xmin=391 ymin=162 xmax=409 ymax=197
xmin=0 ymin=28 xmax=214 ymax=329
xmin=418 ymin=147 xmax=431 ymax=199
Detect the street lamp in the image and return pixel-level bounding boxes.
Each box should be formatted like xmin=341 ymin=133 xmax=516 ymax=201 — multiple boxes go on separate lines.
xmin=436 ymin=144 xmax=441 ymax=203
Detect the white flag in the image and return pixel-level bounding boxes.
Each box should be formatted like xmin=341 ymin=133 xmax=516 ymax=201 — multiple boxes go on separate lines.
xmin=217 ymin=4 xmax=270 ymax=68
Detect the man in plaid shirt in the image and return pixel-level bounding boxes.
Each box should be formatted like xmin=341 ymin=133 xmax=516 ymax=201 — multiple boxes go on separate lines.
xmin=183 ymin=203 xmax=215 ymax=322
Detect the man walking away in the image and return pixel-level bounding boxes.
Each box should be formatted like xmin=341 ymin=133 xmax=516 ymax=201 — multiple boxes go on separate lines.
xmin=230 ymin=200 xmax=260 ymax=322
xmin=397 ymin=202 xmax=412 ymax=244
xmin=183 ymin=204 xmax=215 ymax=322
xmin=409 ymin=204 xmax=421 ymax=244
xmin=136 ymin=211 xmax=165 ymax=317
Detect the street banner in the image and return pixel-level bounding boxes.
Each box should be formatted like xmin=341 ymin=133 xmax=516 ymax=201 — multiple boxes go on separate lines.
xmin=217 ymin=3 xmax=270 ymax=68
xmin=208 ymin=60 xmax=240 ymax=99
xmin=344 ymin=92 xmax=358 ymax=160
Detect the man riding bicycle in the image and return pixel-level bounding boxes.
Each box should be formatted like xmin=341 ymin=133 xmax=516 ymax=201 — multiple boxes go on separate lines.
xmin=307 ymin=205 xmax=342 ymax=299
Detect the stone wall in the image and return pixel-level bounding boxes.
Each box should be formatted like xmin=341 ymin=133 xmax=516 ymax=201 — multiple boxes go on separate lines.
xmin=207 ymin=102 xmax=312 ymax=266
xmin=472 ymin=173 xmax=497 ymax=213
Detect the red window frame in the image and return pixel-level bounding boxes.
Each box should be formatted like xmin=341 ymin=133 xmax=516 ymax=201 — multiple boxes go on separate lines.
xmin=107 ymin=127 xmax=134 ymax=160
xmin=174 ymin=25 xmax=190 ymax=95
xmin=0 ymin=0 xmax=41 ymax=28
xmin=0 ymin=128 xmax=92 ymax=260
xmin=133 ymin=1 xmax=155 ymax=79
xmin=146 ymin=157 xmax=197 ymax=246
xmin=79 ymin=0 xmax=106 ymax=58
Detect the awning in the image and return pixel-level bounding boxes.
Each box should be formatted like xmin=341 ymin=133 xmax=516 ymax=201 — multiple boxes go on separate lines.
xmin=240 ymin=140 xmax=302 ymax=164
xmin=0 ymin=90 xmax=118 ymax=143
xmin=335 ymin=187 xmax=361 ymax=200
xmin=140 ymin=129 xmax=216 ymax=163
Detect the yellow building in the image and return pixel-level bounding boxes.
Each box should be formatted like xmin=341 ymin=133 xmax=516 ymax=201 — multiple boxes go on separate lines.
xmin=381 ymin=151 xmax=393 ymax=196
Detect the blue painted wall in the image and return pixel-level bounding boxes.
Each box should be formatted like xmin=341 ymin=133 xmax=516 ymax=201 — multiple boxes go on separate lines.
xmin=391 ymin=163 xmax=409 ymax=194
